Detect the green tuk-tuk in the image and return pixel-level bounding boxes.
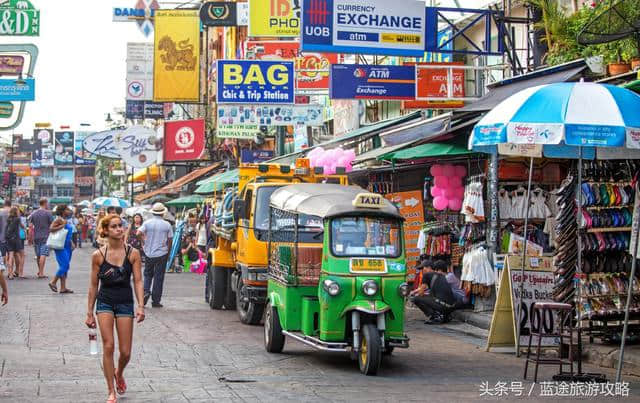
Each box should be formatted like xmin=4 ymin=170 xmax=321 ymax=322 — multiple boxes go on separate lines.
xmin=264 ymin=184 xmax=410 ymax=375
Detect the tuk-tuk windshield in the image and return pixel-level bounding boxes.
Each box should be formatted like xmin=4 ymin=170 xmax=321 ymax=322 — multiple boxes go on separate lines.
xmin=331 ymin=216 xmax=401 ymax=258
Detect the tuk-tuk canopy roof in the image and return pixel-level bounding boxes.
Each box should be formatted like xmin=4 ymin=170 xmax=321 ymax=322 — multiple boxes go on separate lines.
xmin=270 ymin=184 xmax=403 ymax=220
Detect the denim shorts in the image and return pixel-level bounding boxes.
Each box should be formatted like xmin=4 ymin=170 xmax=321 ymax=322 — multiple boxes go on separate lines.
xmin=34 ymin=241 xmax=49 ymax=257
xmin=96 ymin=300 xmax=135 ymax=318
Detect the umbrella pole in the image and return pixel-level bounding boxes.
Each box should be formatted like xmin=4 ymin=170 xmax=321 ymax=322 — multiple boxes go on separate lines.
xmin=616 ymin=181 xmax=640 ymax=382
xmin=516 ymin=156 xmax=534 ymax=357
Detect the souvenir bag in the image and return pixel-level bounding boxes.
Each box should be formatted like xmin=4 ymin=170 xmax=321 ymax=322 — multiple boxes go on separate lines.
xmin=46 ymin=227 xmax=68 ymax=250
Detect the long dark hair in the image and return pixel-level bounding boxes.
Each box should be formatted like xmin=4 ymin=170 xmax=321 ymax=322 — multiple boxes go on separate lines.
xmin=129 ymin=213 xmax=143 ymax=235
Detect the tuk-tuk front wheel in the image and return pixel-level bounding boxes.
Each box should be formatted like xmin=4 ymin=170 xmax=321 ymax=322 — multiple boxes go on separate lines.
xmin=359 ymin=324 xmax=382 ymax=376
xmin=205 ymin=267 xmax=211 ymax=303
xmin=264 ymin=302 xmax=285 ymax=353
xmin=237 ymin=280 xmax=265 ymax=325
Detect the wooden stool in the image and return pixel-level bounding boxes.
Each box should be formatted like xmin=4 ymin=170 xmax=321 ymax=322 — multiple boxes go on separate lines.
xmin=524 ymin=302 xmax=574 ymax=383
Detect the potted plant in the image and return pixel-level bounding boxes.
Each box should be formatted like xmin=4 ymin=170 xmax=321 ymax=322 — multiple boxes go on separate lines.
xmin=600 ymin=41 xmax=631 ymax=76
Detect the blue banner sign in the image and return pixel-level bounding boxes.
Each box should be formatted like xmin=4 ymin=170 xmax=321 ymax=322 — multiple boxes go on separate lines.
xmin=241 ymin=149 xmax=274 ymax=164
xmin=217 ymin=60 xmax=295 ymax=104
xmin=0 ymin=78 xmax=35 ymax=101
xmin=330 ymin=64 xmax=416 ymax=100
xmin=301 ymin=0 xmax=425 ymax=57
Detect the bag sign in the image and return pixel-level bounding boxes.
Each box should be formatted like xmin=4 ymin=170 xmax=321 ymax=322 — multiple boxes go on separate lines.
xmin=217 ymin=60 xmax=295 ymax=104
xmin=330 ymin=64 xmax=416 ymax=100
xmin=301 ymin=0 xmax=425 ymax=57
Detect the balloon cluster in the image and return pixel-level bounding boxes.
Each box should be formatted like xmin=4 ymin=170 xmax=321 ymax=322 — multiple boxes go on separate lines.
xmin=430 ymin=164 xmax=467 ymax=211
xmin=307 ymin=147 xmax=356 ymax=175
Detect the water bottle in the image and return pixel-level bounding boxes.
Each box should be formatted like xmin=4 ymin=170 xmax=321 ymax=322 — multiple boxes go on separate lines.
xmin=89 ymin=329 xmax=98 ymax=355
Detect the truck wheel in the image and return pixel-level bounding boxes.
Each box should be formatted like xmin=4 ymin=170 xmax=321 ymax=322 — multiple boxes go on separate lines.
xmin=205 ymin=267 xmax=211 ymax=303
xmin=264 ymin=301 xmax=285 ymax=353
xmin=237 ymin=281 xmax=265 ymax=325
xmin=224 ymin=271 xmax=236 ymax=311
xmin=359 ymin=324 xmax=382 ymax=376
xmin=209 ymin=266 xmax=226 ymax=310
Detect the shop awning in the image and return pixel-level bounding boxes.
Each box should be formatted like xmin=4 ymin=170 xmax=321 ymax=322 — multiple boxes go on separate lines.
xmin=135 ymin=163 xmax=222 ymax=202
xmin=378 ymin=143 xmax=473 ymax=163
xmin=461 ymin=61 xmax=587 ymax=112
xmin=166 ymin=194 xmax=205 ymax=208
xmin=194 ymin=169 xmax=239 ymax=194
xmin=128 ymin=165 xmax=161 ymax=183
xmin=267 ymin=111 xmax=423 ymax=165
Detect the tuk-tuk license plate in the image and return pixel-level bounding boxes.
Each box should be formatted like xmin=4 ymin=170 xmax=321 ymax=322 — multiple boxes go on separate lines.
xmin=350 ymin=259 xmax=387 ymax=273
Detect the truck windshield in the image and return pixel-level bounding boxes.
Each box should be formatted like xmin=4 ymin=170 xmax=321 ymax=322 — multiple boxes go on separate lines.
xmin=255 ymin=186 xmax=279 ymax=231
xmin=331 ymin=216 xmax=401 ymax=258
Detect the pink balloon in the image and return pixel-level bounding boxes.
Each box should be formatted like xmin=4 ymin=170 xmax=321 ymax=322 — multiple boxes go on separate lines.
xmin=448 ymin=176 xmax=463 ymax=188
xmin=444 ymin=188 xmax=457 ymax=199
xmin=430 ymin=165 xmax=443 ymax=177
xmin=346 ymin=164 xmax=353 ymax=173
xmin=336 ymin=156 xmax=349 ymax=168
xmin=430 ymin=186 xmax=443 ymax=198
xmin=455 ymin=165 xmax=467 ymax=177
xmin=433 ymin=196 xmax=448 ymax=211
xmin=454 ymin=186 xmax=465 ymax=199
xmin=345 ymin=149 xmax=356 ymax=160
xmin=448 ymin=198 xmax=463 ymax=211
xmin=433 ymin=176 xmax=449 ymax=188
xmin=442 ymin=165 xmax=455 ymax=177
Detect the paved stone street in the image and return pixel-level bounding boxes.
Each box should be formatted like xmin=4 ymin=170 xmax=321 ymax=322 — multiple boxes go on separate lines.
xmin=0 ymin=245 xmax=638 ymax=402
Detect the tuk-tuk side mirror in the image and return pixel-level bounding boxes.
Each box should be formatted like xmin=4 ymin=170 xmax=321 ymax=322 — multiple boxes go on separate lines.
xmin=233 ymin=199 xmax=246 ymax=222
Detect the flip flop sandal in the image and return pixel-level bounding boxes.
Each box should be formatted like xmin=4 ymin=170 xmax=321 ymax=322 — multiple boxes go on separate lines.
xmin=48 ymin=283 xmax=57 ymax=293
xmin=37 ymin=275 xmax=48 ymax=279
xmin=115 ymin=375 xmax=127 ymax=395
xmin=59 ymin=289 xmax=74 ymax=294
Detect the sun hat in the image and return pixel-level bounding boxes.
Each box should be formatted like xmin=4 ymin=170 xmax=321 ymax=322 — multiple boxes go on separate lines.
xmin=151 ymin=202 xmax=168 ymax=216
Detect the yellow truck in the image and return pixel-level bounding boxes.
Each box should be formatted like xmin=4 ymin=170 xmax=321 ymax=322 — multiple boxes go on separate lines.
xmin=205 ymin=160 xmax=349 ymax=324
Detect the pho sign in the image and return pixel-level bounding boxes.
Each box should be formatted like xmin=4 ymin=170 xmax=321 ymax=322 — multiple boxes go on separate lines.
xmin=0 ymin=0 xmax=40 ymax=36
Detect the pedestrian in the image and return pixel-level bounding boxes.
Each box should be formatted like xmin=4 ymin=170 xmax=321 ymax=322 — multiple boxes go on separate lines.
xmin=181 ymin=232 xmax=199 ymax=272
xmin=5 ymin=207 xmax=26 ymax=279
xmin=28 ymin=198 xmax=54 ymax=279
xmin=137 ymin=203 xmax=173 ymax=308
xmin=86 ymin=214 xmax=96 ymax=244
xmin=77 ymin=212 xmax=86 ymax=248
xmin=410 ymin=260 xmax=457 ymax=324
xmin=107 ymin=206 xmax=116 ymax=215
xmin=0 ymin=200 xmax=11 ymax=269
xmin=115 ymin=207 xmax=128 ymax=232
xmin=86 ymin=213 xmax=145 ymax=403
xmin=95 ymin=209 xmax=106 ymax=247
xmin=48 ymin=204 xmax=75 ymax=294
xmin=71 ymin=210 xmax=80 ymax=248
xmin=0 ymin=264 xmax=7 ymax=305
xmin=126 ymin=214 xmax=144 ymax=257
xmin=196 ymin=216 xmax=207 ymax=254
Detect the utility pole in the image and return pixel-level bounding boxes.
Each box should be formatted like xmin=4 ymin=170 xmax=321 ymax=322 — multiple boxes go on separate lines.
xmin=9 ymin=132 xmax=14 ymax=204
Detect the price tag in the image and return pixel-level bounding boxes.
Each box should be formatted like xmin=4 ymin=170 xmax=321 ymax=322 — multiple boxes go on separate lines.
xmin=529 ymin=257 xmax=540 ymax=268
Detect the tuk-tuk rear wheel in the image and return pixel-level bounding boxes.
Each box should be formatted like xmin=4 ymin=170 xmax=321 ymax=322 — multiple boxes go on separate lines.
xmin=358 ymin=324 xmax=382 ymax=376
xmin=264 ymin=301 xmax=285 ymax=353
xmin=237 ymin=281 xmax=265 ymax=325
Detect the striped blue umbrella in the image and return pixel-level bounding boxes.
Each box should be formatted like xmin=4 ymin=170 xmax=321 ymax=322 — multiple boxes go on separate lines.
xmin=92 ymin=197 xmax=130 ymax=208
xmin=471 ymin=82 xmax=640 ymax=148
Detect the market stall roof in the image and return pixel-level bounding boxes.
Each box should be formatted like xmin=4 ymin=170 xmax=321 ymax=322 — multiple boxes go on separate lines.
xmin=378 ymin=143 xmax=474 ymax=163
xmin=166 ymin=194 xmax=205 ymax=208
xmin=270 ymin=184 xmax=403 ymax=220
xmin=460 ymin=60 xmax=587 ymax=112
xmin=194 ymin=169 xmax=239 ymax=194
xmin=135 ymin=163 xmax=222 ymax=202
xmin=267 ymin=111 xmax=423 ymax=165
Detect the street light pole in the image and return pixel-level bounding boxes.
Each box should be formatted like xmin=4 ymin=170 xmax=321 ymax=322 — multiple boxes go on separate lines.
xmin=9 ymin=132 xmax=14 ymax=204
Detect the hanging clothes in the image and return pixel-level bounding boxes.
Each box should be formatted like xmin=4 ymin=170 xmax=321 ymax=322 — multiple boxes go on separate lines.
xmin=498 ymin=189 xmax=512 ymax=220
xmin=529 ymin=188 xmax=552 ymax=219
xmin=461 ymin=180 xmax=485 ymax=223
xmin=511 ymin=187 xmax=527 ymax=219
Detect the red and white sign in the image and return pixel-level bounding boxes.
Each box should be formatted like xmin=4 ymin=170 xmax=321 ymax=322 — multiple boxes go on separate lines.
xmin=245 ymin=41 xmax=338 ymax=90
xmin=403 ymin=62 xmax=465 ymax=109
xmin=163 ymin=119 xmax=206 ymax=162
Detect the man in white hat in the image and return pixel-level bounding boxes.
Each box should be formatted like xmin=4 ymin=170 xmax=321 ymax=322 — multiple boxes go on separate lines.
xmin=137 ymin=203 xmax=173 ymax=308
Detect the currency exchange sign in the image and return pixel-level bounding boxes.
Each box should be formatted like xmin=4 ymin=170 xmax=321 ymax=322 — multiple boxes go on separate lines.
xmin=0 ymin=0 xmax=40 ymax=36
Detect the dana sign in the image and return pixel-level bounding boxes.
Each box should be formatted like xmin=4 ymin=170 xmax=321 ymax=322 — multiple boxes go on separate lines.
xmin=301 ymin=0 xmax=425 ymax=57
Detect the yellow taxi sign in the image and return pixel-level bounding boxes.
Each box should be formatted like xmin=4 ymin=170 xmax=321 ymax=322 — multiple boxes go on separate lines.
xmin=352 ymin=193 xmax=384 ymax=209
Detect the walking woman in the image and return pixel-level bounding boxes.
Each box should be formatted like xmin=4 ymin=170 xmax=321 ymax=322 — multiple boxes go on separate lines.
xmin=5 ymin=207 xmax=26 ymax=279
xmin=86 ymin=214 xmax=144 ymax=403
xmin=48 ymin=205 xmax=75 ymax=294
xmin=125 ymin=213 xmax=144 ymax=255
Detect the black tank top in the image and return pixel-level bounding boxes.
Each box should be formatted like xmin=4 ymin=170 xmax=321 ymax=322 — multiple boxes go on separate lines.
xmin=97 ymin=246 xmax=134 ymax=305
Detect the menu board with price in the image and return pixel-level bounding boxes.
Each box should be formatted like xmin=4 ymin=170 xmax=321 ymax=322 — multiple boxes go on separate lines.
xmin=487 ymin=255 xmax=558 ymax=352
xmin=384 ymin=190 xmax=424 ymax=282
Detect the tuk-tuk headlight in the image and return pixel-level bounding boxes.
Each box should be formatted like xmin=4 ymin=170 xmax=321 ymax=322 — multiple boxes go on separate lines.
xmin=362 ymin=280 xmax=378 ymax=296
xmin=398 ymin=283 xmax=410 ymax=297
xmin=323 ymin=279 xmax=341 ymax=296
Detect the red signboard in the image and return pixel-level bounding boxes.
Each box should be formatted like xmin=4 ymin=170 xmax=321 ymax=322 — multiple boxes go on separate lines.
xmin=163 ymin=119 xmax=206 ymax=162
xmin=403 ymin=62 xmax=465 ymax=109
xmin=245 ymin=41 xmax=338 ymax=90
